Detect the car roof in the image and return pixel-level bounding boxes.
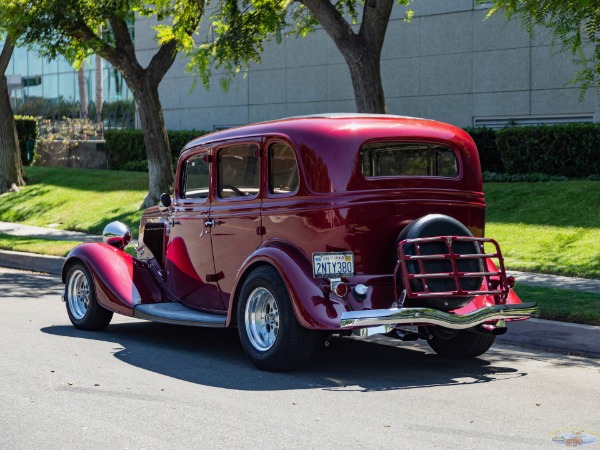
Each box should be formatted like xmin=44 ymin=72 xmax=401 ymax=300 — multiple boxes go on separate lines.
xmin=182 ymin=114 xmax=482 ymax=194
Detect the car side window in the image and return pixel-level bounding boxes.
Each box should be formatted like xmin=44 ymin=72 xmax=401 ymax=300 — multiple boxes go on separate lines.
xmin=269 ymin=142 xmax=299 ymax=194
xmin=361 ymin=142 xmax=459 ymax=178
xmin=182 ymin=154 xmax=210 ymax=200
xmin=217 ymin=144 xmax=259 ymax=198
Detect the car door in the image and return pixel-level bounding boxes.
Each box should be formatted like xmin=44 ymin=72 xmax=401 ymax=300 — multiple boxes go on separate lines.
xmin=165 ymin=148 xmax=225 ymax=312
xmin=209 ymin=140 xmax=264 ymax=306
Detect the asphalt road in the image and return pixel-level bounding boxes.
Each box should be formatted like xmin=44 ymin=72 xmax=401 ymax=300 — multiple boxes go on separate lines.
xmin=1 ymin=268 xmax=599 ymax=449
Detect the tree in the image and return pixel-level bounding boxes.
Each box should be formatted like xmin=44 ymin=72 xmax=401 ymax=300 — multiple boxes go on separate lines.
xmin=199 ymin=0 xmax=412 ymax=114
xmin=12 ymin=0 xmax=205 ymax=208
xmin=486 ymin=0 xmax=600 ymax=94
xmin=0 ymin=34 xmax=25 ymax=194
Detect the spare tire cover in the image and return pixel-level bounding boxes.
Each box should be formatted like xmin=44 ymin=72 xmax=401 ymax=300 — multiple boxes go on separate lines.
xmin=395 ymin=214 xmax=484 ymax=311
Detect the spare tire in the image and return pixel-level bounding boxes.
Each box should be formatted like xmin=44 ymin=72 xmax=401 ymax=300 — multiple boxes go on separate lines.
xmin=395 ymin=214 xmax=484 ymax=311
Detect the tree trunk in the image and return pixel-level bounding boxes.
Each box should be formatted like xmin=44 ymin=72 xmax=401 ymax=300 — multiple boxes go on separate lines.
xmin=0 ymin=39 xmax=24 ymax=194
xmin=343 ymin=46 xmax=386 ymax=113
xmin=132 ymin=79 xmax=173 ymax=209
xmin=300 ymin=0 xmax=393 ymax=114
xmin=77 ymin=66 xmax=88 ymax=118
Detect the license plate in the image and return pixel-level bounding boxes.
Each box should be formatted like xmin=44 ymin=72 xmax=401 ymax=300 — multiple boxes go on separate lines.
xmin=312 ymin=252 xmax=354 ymax=278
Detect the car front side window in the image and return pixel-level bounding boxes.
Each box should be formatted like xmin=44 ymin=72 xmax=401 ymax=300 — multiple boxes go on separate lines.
xmin=217 ymin=144 xmax=260 ymax=198
xmin=182 ymin=153 xmax=210 ymax=200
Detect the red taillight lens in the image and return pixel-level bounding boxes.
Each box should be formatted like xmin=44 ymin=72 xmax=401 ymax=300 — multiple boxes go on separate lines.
xmin=507 ymin=276 xmax=516 ymax=288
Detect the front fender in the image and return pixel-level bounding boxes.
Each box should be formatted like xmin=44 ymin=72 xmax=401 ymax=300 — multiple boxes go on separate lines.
xmin=62 ymin=243 xmax=165 ymax=316
xmin=228 ymin=241 xmax=350 ymax=330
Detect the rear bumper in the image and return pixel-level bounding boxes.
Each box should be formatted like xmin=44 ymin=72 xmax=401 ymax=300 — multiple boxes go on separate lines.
xmin=340 ymin=302 xmax=538 ymax=330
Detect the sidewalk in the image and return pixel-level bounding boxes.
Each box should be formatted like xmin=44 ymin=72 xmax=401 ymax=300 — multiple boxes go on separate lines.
xmin=0 ymin=221 xmax=598 ymax=358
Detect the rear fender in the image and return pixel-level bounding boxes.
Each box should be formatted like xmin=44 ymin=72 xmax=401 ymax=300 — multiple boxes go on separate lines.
xmin=227 ymin=241 xmax=349 ymax=329
xmin=62 ymin=243 xmax=165 ymax=316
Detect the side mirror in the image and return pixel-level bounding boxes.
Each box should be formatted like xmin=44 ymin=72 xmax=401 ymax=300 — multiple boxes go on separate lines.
xmin=103 ymin=221 xmax=132 ymax=250
xmin=159 ymin=193 xmax=172 ymax=211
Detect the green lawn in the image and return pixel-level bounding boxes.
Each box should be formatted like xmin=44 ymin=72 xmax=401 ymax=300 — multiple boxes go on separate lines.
xmin=514 ymin=284 xmax=600 ymax=326
xmin=0 ymin=166 xmax=147 ymax=237
xmin=0 ymin=233 xmax=83 ymax=257
xmin=485 ymin=182 xmax=600 ymax=279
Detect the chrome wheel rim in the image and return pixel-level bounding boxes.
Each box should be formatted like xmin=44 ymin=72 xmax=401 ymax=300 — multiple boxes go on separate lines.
xmin=245 ymin=287 xmax=279 ymax=352
xmin=67 ymin=269 xmax=90 ymax=320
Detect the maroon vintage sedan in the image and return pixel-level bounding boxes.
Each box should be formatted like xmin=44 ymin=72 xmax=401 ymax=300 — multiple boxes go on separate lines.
xmin=62 ymin=114 xmax=537 ymax=371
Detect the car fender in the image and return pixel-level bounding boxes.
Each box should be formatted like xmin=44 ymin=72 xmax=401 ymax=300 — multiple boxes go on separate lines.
xmin=227 ymin=240 xmax=349 ymax=330
xmin=62 ymin=243 xmax=165 ymax=316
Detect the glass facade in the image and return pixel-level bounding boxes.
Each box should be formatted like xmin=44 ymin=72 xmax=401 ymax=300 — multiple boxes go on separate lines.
xmin=4 ymin=45 xmax=132 ymax=111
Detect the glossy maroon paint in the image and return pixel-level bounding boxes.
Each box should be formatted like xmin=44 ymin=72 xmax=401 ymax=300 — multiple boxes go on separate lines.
xmin=68 ymin=114 xmax=523 ymax=330
xmin=62 ymin=243 xmax=165 ymax=316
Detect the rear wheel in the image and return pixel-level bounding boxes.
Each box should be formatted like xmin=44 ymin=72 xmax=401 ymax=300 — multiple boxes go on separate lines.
xmin=238 ymin=266 xmax=317 ymax=371
xmin=65 ymin=262 xmax=113 ymax=331
xmin=421 ymin=326 xmax=495 ymax=358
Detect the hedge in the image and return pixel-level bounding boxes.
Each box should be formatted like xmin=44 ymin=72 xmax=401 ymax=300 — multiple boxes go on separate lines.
xmin=464 ymin=127 xmax=504 ymax=173
xmin=15 ymin=115 xmax=39 ymax=166
xmin=104 ymin=129 xmax=208 ymax=170
xmin=465 ymin=124 xmax=600 ymax=177
xmin=495 ymin=124 xmax=600 ymax=177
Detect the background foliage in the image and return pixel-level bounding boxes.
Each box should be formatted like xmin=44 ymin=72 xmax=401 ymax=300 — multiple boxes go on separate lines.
xmin=104 ymin=129 xmax=209 ymax=170
xmin=466 ymin=124 xmax=600 ymax=177
xmin=14 ymin=116 xmax=38 ymax=166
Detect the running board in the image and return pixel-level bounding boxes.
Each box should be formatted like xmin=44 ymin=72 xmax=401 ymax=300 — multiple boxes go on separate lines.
xmin=134 ymin=302 xmax=227 ymax=328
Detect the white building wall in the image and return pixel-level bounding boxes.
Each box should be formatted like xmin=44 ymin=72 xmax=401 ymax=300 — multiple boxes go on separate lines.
xmin=135 ymin=0 xmax=598 ymax=131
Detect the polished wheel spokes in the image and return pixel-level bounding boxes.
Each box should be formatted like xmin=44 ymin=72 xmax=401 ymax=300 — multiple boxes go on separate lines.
xmin=67 ymin=269 xmax=90 ymax=320
xmin=245 ymin=287 xmax=280 ymax=351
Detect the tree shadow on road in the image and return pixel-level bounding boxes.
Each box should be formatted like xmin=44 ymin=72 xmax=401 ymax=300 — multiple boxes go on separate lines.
xmin=41 ymin=321 xmax=528 ymax=392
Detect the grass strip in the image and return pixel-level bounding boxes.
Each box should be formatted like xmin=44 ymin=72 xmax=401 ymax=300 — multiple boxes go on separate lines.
xmin=514 ymin=284 xmax=600 ymax=326
xmin=0 ymin=233 xmax=82 ymax=257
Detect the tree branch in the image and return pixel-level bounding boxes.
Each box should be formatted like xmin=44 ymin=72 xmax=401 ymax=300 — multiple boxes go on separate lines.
xmin=300 ymin=0 xmax=359 ymax=52
xmin=146 ymin=40 xmax=178 ymax=86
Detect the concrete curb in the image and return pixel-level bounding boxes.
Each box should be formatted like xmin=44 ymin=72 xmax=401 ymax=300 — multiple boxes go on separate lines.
xmin=498 ymin=318 xmax=600 ymax=358
xmin=0 ymin=250 xmax=64 ymax=275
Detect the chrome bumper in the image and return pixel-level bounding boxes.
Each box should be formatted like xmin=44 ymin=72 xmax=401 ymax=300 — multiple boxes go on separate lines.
xmin=340 ymin=302 xmax=538 ymax=330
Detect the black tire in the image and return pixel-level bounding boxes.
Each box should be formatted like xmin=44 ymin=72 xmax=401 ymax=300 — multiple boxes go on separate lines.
xmin=422 ymin=326 xmax=496 ymax=358
xmin=65 ymin=262 xmax=113 ymax=331
xmin=237 ymin=266 xmax=318 ymax=371
xmin=396 ymin=214 xmax=484 ymax=311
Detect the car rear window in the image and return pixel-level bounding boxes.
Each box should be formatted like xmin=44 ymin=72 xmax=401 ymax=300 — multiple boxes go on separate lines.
xmin=361 ymin=142 xmax=459 ymax=178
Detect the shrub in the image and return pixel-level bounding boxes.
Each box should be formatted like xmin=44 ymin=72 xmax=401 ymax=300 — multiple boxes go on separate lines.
xmin=15 ymin=115 xmax=38 ymax=166
xmin=496 ymin=124 xmax=600 ymax=177
xmin=464 ymin=127 xmax=503 ymax=173
xmin=105 ymin=129 xmax=207 ymax=170
xmin=482 ymin=171 xmax=569 ymax=182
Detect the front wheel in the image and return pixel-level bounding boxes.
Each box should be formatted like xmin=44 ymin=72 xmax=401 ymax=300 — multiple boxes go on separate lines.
xmin=238 ymin=266 xmax=317 ymax=371
xmin=421 ymin=326 xmax=495 ymax=358
xmin=65 ymin=262 xmax=113 ymax=331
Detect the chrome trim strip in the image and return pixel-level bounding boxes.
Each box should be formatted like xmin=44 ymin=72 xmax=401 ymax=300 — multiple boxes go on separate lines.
xmin=340 ymin=302 xmax=538 ymax=330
